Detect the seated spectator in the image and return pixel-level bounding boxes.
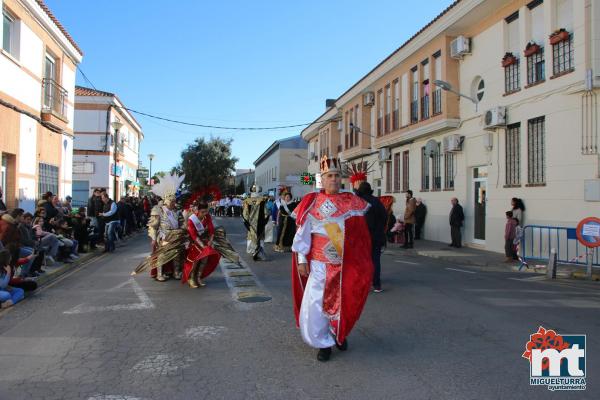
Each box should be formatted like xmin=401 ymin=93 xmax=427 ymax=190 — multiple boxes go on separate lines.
xmin=15 ymin=209 xmax=37 ymax=278
xmin=52 ymin=217 xmax=79 ymax=260
xmin=0 ymin=249 xmax=25 ymax=309
xmin=72 ymin=207 xmax=98 ymax=252
xmin=32 ymin=215 xmax=62 ymax=265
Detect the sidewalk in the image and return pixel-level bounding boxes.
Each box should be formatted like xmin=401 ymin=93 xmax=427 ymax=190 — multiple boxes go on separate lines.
xmin=383 ymin=239 xmax=600 ymax=281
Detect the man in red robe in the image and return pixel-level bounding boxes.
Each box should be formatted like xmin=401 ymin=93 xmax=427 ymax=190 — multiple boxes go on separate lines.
xmin=291 ymin=155 xmax=373 ymax=362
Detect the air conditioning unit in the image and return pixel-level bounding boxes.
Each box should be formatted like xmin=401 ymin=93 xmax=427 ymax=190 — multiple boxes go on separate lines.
xmin=363 ymin=92 xmax=375 ymax=107
xmin=484 ymin=106 xmax=507 ymax=130
xmin=378 ymin=148 xmax=391 ymax=162
xmin=443 ymin=134 xmax=463 ymax=152
xmin=450 ymin=36 xmax=471 ymax=59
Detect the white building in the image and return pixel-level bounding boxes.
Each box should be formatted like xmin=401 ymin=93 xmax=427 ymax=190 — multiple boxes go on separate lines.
xmin=1 ymin=0 xmax=82 ymax=211
xmin=254 ymin=135 xmax=311 ymax=198
xmin=72 ymin=86 xmax=143 ymax=206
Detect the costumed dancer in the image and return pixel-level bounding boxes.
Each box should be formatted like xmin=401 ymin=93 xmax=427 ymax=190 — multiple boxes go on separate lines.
xmin=133 ymin=174 xmax=186 ymax=281
xmin=242 ymin=185 xmax=270 ymax=261
xmin=274 ymin=190 xmax=298 ymax=252
xmin=291 ymin=155 xmax=374 ymax=362
xmin=181 ymin=200 xmax=221 ymax=288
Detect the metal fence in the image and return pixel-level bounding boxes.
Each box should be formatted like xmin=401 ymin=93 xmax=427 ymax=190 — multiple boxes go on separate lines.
xmin=521 ymin=225 xmax=600 ymax=267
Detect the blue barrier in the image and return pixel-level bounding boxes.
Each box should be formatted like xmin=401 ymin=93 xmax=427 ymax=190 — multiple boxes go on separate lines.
xmin=521 ymin=225 xmax=600 ymax=267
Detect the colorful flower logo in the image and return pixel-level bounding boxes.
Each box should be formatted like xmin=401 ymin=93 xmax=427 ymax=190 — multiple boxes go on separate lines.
xmin=522 ymin=326 xmax=570 ymax=370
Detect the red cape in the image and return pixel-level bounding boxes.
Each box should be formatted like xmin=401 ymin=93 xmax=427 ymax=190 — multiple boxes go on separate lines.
xmin=291 ymin=191 xmax=373 ymax=345
xmin=182 ymin=216 xmax=221 ymax=282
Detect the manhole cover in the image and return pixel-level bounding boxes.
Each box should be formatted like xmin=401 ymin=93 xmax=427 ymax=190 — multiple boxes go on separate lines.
xmin=234 ymin=282 xmax=257 ymax=287
xmin=226 ymin=264 xmax=244 ymax=269
xmin=229 ymin=271 xmax=253 ymax=277
xmin=237 ymin=291 xmax=271 ymax=303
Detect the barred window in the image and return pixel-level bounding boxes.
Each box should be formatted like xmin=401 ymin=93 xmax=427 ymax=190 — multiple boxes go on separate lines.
xmin=506 ymin=123 xmax=521 ymax=186
xmin=526 ymin=47 xmax=545 ymax=85
xmin=385 ymin=161 xmax=392 ymax=193
xmin=504 ymin=60 xmax=520 ymax=93
xmin=527 ymin=117 xmax=545 ymax=185
xmin=444 ymin=152 xmax=454 ymax=190
xmin=552 ymin=37 xmax=574 ymax=76
xmin=432 ymin=143 xmax=442 ymax=191
xmin=39 ymin=163 xmax=59 ymax=197
xmin=402 ymin=151 xmax=410 ymax=192
xmin=432 ymin=88 xmax=442 ymax=115
xmin=393 ymin=152 xmax=401 ymax=192
xmin=421 ymin=147 xmax=430 ymax=191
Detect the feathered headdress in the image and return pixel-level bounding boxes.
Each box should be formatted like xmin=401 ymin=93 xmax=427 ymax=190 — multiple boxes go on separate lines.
xmin=346 ymin=160 xmax=375 ymax=185
xmin=183 ymin=186 xmax=223 ymax=209
xmin=150 ymin=173 xmax=185 ymax=202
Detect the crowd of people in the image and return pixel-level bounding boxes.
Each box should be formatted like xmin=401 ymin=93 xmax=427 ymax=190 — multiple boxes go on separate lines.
xmin=0 ymin=184 xmax=157 ymax=309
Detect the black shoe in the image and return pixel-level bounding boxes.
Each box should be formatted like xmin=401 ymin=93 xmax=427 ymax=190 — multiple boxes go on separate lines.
xmin=448 ymin=243 xmax=455 ymax=247
xmin=336 ymin=339 xmax=348 ymax=351
xmin=317 ymin=347 xmax=332 ymax=362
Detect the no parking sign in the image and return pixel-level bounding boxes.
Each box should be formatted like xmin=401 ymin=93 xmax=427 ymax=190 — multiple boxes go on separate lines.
xmin=576 ymin=217 xmax=600 ymax=248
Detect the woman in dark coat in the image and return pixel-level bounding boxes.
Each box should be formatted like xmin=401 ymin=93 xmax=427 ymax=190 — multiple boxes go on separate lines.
xmin=274 ymin=192 xmax=298 ymax=252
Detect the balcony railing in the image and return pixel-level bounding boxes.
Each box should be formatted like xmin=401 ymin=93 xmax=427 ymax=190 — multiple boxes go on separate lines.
xmin=384 ymin=113 xmax=390 ymax=134
xmin=42 ymin=78 xmax=68 ymax=119
xmin=432 ymin=89 xmax=442 ymax=115
xmin=421 ymin=95 xmax=430 ymax=120
xmin=410 ymin=100 xmax=418 ymax=123
xmin=392 ymin=109 xmax=399 ymax=130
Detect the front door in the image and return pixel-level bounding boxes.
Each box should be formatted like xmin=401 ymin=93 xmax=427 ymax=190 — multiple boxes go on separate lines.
xmin=473 ymin=167 xmax=487 ymax=243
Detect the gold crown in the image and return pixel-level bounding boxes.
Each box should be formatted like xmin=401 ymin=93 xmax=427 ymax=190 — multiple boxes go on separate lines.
xmin=320 ymin=155 xmax=342 ymax=174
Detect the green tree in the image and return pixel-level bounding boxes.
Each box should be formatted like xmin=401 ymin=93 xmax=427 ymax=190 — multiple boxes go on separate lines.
xmin=177 ymin=137 xmax=238 ymax=193
xmin=235 ymin=179 xmax=245 ymax=195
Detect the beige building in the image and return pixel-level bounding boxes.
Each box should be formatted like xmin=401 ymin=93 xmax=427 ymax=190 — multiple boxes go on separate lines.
xmin=302 ymin=0 xmax=600 ymax=253
xmin=0 ymin=0 xmax=82 ymax=211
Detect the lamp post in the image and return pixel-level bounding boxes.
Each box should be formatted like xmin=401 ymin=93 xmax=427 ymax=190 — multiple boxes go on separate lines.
xmin=147 ymin=153 xmax=155 ymax=188
xmin=111 ymin=121 xmax=123 ymax=200
xmin=433 ymin=79 xmax=479 ymax=111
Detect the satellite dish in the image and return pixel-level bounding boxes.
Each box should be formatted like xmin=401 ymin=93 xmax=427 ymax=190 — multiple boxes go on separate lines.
xmin=424 ymin=139 xmax=439 ymax=158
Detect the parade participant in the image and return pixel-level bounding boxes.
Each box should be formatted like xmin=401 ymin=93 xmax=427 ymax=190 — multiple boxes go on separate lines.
xmin=134 ymin=174 xmax=186 ymax=281
xmin=274 ymin=191 xmax=298 ymax=252
xmin=291 ymin=155 xmax=373 ymax=362
xmin=182 ymin=200 xmax=221 ymax=288
xmin=242 ymin=185 xmax=270 ymax=261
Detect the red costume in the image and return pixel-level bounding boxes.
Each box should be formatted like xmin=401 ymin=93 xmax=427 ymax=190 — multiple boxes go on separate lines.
xmin=182 ymin=213 xmax=221 ymax=283
xmin=291 ymin=191 xmax=373 ymax=347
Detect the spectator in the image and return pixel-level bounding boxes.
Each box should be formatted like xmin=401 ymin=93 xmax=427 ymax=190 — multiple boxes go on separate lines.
xmin=357 ymin=182 xmax=388 ymax=293
xmin=63 ymin=196 xmax=73 ymax=214
xmin=504 ymin=211 xmax=518 ymax=262
xmin=414 ymin=198 xmax=427 ymax=240
xmin=0 ymin=208 xmax=21 ymax=266
xmin=51 ymin=218 xmax=79 ymax=261
xmin=99 ymin=192 xmax=119 ymax=252
xmin=0 ymin=249 xmax=25 ymax=309
xmin=403 ymin=190 xmax=417 ymax=249
xmin=32 ymin=215 xmax=60 ymax=265
xmin=511 ymin=197 xmax=525 ymax=226
xmin=449 ymin=197 xmax=464 ymax=248
xmin=0 ymin=186 xmax=6 ymax=212
xmin=15 ymin=209 xmax=36 ymax=277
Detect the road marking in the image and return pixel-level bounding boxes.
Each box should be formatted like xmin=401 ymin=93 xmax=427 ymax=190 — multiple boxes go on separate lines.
xmin=445 ymin=267 xmax=476 ymax=274
xmin=63 ymin=279 xmax=154 ymax=314
xmin=179 ymin=326 xmax=227 ymax=340
xmin=131 ymin=353 xmax=194 ymax=376
xmin=88 ymin=396 xmax=147 ymax=400
xmin=394 ymin=260 xmax=420 ymax=265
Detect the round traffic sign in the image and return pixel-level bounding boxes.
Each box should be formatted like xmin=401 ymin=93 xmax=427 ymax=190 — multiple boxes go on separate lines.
xmin=576 ymin=217 xmax=600 ymax=248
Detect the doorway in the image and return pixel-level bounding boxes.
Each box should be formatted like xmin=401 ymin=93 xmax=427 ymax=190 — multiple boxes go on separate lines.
xmin=472 ymin=166 xmax=487 ymax=244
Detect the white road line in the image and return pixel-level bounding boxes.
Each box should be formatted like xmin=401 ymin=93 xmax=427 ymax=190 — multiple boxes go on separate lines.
xmin=445 ymin=267 xmax=476 ymax=274
xmin=394 ymin=260 xmax=420 ymax=265
xmin=64 ymin=279 xmax=154 ymax=314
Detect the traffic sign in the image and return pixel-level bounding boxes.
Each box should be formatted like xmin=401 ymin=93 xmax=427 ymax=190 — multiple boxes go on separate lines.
xmin=575 ymin=217 xmax=600 ymax=248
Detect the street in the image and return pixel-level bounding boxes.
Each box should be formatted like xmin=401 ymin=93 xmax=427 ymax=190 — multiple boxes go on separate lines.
xmin=0 ymin=217 xmax=598 ymax=400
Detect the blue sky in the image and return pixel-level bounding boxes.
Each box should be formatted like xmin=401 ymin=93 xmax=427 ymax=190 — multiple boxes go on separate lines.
xmin=46 ymin=0 xmax=453 ymax=173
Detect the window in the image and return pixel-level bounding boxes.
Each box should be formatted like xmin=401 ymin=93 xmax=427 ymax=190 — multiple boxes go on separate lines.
xmin=421 ymin=59 xmax=430 ymax=120
xmin=433 ymin=52 xmax=442 ymax=115
xmin=393 ymin=80 xmax=399 ymax=130
xmin=344 ymin=111 xmax=349 ymax=148
xmin=2 ymin=8 xmax=16 ymax=56
xmin=505 ymin=12 xmax=520 ymax=93
xmin=552 ymin=0 xmax=573 ymax=76
xmin=377 ymin=90 xmax=383 ymax=136
xmin=38 ymin=163 xmax=59 ymax=198
xmin=506 ymin=123 xmax=521 ymax=186
xmin=411 ymin=67 xmax=419 ymax=123
xmin=385 ymin=85 xmax=391 ymax=134
xmin=402 ymin=151 xmax=410 ymax=192
xmin=432 ymin=143 xmax=441 ymax=191
xmin=527 ymin=117 xmax=545 ymax=185
xmin=354 ymin=105 xmax=360 ymax=146
xmin=385 ymin=162 xmax=392 ymax=193
xmin=505 ymin=60 xmax=520 ymax=94
xmin=393 ymin=152 xmax=401 ymax=192
xmin=444 ymin=152 xmax=454 ymax=190
xmin=526 ymin=47 xmax=545 ymax=85
xmin=475 ymin=78 xmax=485 ymax=101
xmin=421 ymin=147 xmax=430 ymax=191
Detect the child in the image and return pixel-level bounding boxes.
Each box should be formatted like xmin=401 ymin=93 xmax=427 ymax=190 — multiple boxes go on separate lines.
xmin=0 ymin=249 xmax=25 ymax=309
xmin=504 ymin=211 xmax=517 ymax=262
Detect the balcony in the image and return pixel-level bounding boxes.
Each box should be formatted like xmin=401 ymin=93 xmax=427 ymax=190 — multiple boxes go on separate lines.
xmin=41 ymin=78 xmax=68 ymax=126
xmin=421 ymin=95 xmax=430 ymax=120
xmin=432 ymin=89 xmax=442 ymax=115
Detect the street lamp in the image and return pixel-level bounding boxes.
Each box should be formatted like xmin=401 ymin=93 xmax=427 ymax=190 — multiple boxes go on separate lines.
xmin=433 ymin=79 xmax=479 ymax=110
xmin=147 ymin=153 xmax=155 ymax=187
xmin=111 ymin=121 xmax=123 ymax=200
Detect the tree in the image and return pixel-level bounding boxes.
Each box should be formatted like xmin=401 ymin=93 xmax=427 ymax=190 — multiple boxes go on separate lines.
xmin=176 ymin=137 xmax=238 ymax=194
xmin=235 ymin=179 xmax=245 ymax=195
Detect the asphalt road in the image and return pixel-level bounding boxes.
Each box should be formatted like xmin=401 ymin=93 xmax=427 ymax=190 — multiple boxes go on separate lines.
xmin=0 ymin=216 xmax=598 ymax=400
